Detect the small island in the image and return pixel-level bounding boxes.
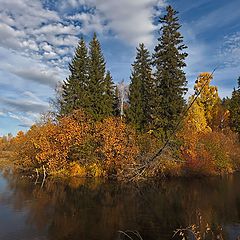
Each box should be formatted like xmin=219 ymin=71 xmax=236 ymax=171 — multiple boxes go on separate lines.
xmin=0 ymin=3 xmax=240 ymax=240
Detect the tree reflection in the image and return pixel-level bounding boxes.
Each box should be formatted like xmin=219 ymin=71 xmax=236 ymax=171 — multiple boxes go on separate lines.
xmin=0 ymin=174 xmax=240 ymax=240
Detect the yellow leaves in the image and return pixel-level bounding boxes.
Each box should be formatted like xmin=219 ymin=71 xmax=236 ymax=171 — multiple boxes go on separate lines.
xmin=87 ymin=162 xmax=105 ymax=177
xmin=194 ymin=72 xmax=220 ymax=125
xmin=68 ymin=162 xmax=86 ymax=177
xmin=185 ymin=97 xmax=209 ymax=134
xmin=180 ymin=72 xmax=233 ymax=174
xmin=181 ymin=72 xmax=220 ymax=144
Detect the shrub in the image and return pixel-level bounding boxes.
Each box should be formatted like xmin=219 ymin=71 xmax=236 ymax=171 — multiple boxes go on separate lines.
xmin=12 ymin=110 xmax=91 ymax=173
xmin=181 ymin=129 xmax=240 ymax=175
xmin=94 ymin=117 xmax=139 ymax=178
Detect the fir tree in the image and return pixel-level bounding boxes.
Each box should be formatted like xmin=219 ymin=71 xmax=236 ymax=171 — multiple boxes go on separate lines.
xmin=88 ymin=33 xmax=115 ymax=120
xmin=152 ymin=5 xmax=188 ymax=139
xmin=60 ymin=37 xmax=89 ymax=115
xmin=127 ymin=43 xmax=154 ymax=131
xmin=113 ymin=85 xmax=121 ymax=117
xmin=229 ymin=77 xmax=240 ymax=136
xmin=103 ymin=70 xmax=116 ymax=117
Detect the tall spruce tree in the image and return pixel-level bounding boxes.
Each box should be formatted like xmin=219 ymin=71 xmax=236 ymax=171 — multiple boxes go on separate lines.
xmin=60 ymin=37 xmax=89 ymax=115
xmin=61 ymin=34 xmax=115 ymax=120
xmin=88 ymin=33 xmax=115 ymax=120
xmin=113 ymin=85 xmax=121 ymax=117
xmin=128 ymin=43 xmax=154 ymax=131
xmin=152 ymin=5 xmax=188 ymax=139
xmin=229 ymin=77 xmax=240 ymax=136
xmin=103 ymin=70 xmax=116 ymax=117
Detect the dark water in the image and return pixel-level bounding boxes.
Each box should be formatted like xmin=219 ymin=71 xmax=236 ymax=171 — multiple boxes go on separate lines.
xmin=0 ymin=172 xmax=240 ymax=240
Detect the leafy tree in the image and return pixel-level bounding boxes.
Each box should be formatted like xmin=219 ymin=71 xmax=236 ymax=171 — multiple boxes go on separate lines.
xmin=152 ymin=5 xmax=188 ymax=139
xmin=127 ymin=43 xmax=154 ymax=131
xmin=185 ymin=96 xmax=209 ymax=133
xmin=61 ymin=37 xmax=89 ymax=115
xmin=194 ymin=72 xmax=220 ymax=126
xmin=88 ymin=33 xmax=115 ymax=120
xmin=229 ymin=77 xmax=240 ymax=136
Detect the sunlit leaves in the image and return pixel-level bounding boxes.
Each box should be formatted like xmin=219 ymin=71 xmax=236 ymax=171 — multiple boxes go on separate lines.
xmin=95 ymin=117 xmax=139 ymax=177
xmin=194 ymin=72 xmax=220 ymax=125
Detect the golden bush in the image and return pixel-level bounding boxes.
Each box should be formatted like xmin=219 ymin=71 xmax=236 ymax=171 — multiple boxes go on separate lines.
xmin=95 ymin=117 xmax=139 ymax=177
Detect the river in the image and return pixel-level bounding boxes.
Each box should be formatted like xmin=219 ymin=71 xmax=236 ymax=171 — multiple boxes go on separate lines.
xmin=0 ymin=172 xmax=240 ymax=240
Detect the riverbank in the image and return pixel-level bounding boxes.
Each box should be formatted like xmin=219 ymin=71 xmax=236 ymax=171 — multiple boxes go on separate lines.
xmin=0 ymin=149 xmax=239 ymax=182
xmin=0 ymin=151 xmax=14 ymax=171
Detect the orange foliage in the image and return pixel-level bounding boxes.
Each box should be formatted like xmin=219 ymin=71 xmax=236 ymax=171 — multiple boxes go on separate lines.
xmin=180 ymin=130 xmax=240 ymax=175
xmin=211 ymin=105 xmax=230 ymax=130
xmin=181 ymin=136 xmax=216 ymax=175
xmin=12 ymin=110 xmax=90 ymax=173
xmin=95 ymin=117 xmax=139 ymax=177
xmin=178 ymin=72 xmax=238 ymax=175
xmin=10 ymin=112 xmax=140 ymax=178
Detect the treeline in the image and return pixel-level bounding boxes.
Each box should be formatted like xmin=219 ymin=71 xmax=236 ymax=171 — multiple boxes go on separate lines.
xmin=60 ymin=33 xmax=117 ymax=120
xmin=59 ymin=6 xmax=188 ymax=140
xmin=1 ymin=6 xmax=240 ymax=180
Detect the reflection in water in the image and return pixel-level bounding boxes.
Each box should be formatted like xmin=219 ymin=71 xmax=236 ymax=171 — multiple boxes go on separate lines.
xmin=0 ymin=173 xmax=240 ymax=240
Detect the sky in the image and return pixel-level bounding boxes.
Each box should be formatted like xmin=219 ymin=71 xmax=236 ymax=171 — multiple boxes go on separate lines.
xmin=0 ymin=0 xmax=239 ymax=135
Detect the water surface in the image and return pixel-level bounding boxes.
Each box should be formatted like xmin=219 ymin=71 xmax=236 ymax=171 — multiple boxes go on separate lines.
xmin=0 ymin=172 xmax=240 ymax=240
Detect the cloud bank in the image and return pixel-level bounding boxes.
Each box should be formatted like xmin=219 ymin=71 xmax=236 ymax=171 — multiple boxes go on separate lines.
xmin=0 ymin=0 xmax=166 ymax=133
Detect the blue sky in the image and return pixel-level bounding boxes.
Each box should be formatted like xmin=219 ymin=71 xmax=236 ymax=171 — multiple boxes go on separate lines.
xmin=0 ymin=0 xmax=239 ymax=135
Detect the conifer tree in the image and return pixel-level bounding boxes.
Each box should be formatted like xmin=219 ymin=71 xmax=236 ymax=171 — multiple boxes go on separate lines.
xmin=103 ymin=70 xmax=116 ymax=117
xmin=113 ymin=86 xmax=121 ymax=117
xmin=127 ymin=43 xmax=154 ymax=131
xmin=152 ymin=5 xmax=188 ymax=139
xmin=229 ymin=77 xmax=240 ymax=136
xmin=61 ymin=33 xmax=115 ymax=120
xmin=60 ymin=37 xmax=89 ymax=115
xmin=88 ymin=33 xmax=114 ymax=120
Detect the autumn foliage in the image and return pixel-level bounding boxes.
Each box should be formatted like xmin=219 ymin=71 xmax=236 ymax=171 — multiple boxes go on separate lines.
xmin=2 ymin=72 xmax=240 ymax=180
xmin=179 ymin=73 xmax=240 ymax=175
xmin=9 ymin=111 xmax=139 ymax=178
xmin=95 ymin=117 xmax=139 ymax=177
xmin=11 ymin=110 xmax=91 ymax=173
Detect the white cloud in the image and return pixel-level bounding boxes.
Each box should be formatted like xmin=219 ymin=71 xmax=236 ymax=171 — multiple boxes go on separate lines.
xmin=12 ymin=67 xmax=60 ymax=87
xmin=43 ymin=51 xmax=58 ymax=59
xmin=39 ymin=35 xmax=79 ymax=47
xmin=0 ymin=89 xmax=49 ymax=128
xmin=92 ymin=0 xmax=162 ymax=45
xmin=8 ymin=112 xmax=38 ymax=127
xmin=65 ymin=0 xmax=167 ymax=46
xmin=22 ymin=40 xmax=39 ymax=51
xmin=0 ymin=0 xmax=59 ymax=29
xmin=0 ymin=23 xmax=24 ymax=49
xmin=219 ymin=32 xmax=240 ymax=68
xmin=0 ymin=0 xmax=79 ymax=68
xmin=0 ymin=0 xmax=168 ymax=133
xmin=67 ymin=12 xmax=106 ymax=34
xmin=0 ymin=47 xmax=65 ymax=88
xmin=33 ymin=23 xmax=81 ymax=35
xmin=40 ymin=42 xmax=53 ymax=52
